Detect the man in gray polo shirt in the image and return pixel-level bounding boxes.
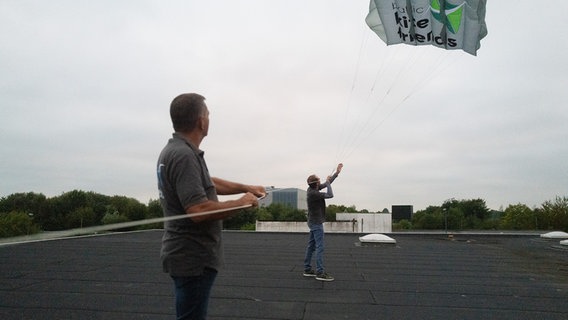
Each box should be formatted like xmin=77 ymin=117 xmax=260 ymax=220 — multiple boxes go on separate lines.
xmin=157 ymin=93 xmax=265 ymax=320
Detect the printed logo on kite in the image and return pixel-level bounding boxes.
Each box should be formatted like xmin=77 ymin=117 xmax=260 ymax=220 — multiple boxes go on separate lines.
xmin=430 ymin=0 xmax=465 ymax=34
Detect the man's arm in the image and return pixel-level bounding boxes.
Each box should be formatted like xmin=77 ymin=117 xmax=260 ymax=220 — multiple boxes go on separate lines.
xmin=212 ymin=177 xmax=265 ymax=197
xmin=323 ymin=183 xmax=334 ymax=199
xmin=327 ymin=163 xmax=343 ymax=184
xmin=183 ymin=177 xmax=266 ymax=223
xmin=185 ymin=192 xmax=258 ymax=223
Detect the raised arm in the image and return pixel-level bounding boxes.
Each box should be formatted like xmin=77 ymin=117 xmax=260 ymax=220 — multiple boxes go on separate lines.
xmin=327 ymin=163 xmax=343 ymax=185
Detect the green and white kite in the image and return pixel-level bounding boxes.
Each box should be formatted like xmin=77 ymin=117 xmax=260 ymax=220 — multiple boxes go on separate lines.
xmin=365 ymin=0 xmax=488 ymax=55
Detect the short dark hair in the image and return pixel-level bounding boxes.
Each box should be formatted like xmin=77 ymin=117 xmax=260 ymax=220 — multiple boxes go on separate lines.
xmin=307 ymin=174 xmax=319 ymax=188
xmin=170 ymin=93 xmax=207 ymax=132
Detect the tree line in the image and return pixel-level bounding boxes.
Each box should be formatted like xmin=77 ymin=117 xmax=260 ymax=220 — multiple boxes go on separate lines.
xmin=397 ymin=197 xmax=568 ymax=232
xmin=0 ymin=190 xmax=363 ymax=237
xmin=0 ymin=190 xmax=163 ymax=238
xmin=1 ymin=190 xmax=567 ymax=238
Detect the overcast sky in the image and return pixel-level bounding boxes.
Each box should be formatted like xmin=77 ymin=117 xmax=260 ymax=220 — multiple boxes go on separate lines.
xmin=1 ymin=1 xmax=567 ymax=212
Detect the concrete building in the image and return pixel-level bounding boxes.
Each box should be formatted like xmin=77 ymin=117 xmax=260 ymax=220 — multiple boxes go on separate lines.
xmin=336 ymin=212 xmax=392 ymax=233
xmin=256 ymin=212 xmax=392 ymax=233
xmin=258 ymin=187 xmax=307 ymax=210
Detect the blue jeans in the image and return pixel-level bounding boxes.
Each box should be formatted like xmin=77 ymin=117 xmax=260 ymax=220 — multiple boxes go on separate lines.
xmin=304 ymin=222 xmax=325 ymax=273
xmin=171 ymin=267 xmax=218 ymax=320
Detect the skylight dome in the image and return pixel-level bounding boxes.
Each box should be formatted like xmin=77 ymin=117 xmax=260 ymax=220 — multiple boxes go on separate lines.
xmin=359 ymin=233 xmax=396 ymax=244
xmin=540 ymin=231 xmax=568 ymax=239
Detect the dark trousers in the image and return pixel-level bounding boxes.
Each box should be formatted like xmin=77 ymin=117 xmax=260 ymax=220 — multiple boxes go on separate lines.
xmin=171 ymin=267 xmax=218 ymax=320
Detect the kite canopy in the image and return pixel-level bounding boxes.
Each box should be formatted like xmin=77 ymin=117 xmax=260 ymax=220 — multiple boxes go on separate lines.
xmin=365 ymin=0 xmax=488 ymax=55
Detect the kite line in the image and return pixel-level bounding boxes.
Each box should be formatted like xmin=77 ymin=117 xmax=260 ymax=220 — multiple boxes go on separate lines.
xmin=334 ymin=0 xmax=487 ymax=163
xmin=334 ymin=31 xmax=458 ymax=164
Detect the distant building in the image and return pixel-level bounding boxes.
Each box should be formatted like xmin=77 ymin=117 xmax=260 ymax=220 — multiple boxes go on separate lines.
xmin=391 ymin=205 xmax=413 ymax=222
xmin=258 ymin=187 xmax=307 ymax=211
xmin=257 ymin=212 xmax=392 ymax=233
xmin=336 ymin=212 xmax=392 ymax=233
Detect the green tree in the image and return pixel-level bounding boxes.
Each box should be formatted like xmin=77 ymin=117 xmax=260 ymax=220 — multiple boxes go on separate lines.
xmin=256 ymin=206 xmax=273 ymax=221
xmin=66 ymin=207 xmax=97 ymax=229
xmin=0 ymin=192 xmax=48 ymax=214
xmin=326 ymin=204 xmax=357 ymax=221
xmin=440 ymin=198 xmax=490 ymax=229
xmin=224 ymin=208 xmax=258 ymax=230
xmin=0 ymin=211 xmax=40 ymax=237
xmin=445 ymin=207 xmax=465 ymax=230
xmin=109 ymin=196 xmax=146 ymax=221
xmin=412 ymin=206 xmax=444 ymax=229
xmin=264 ymin=203 xmax=290 ymax=221
xmin=282 ymin=208 xmax=307 ymax=221
xmin=539 ymin=196 xmax=568 ymax=231
xmin=56 ymin=190 xmax=89 ymax=212
xmin=85 ymin=192 xmax=112 ymax=223
xmin=460 ymin=199 xmax=490 ymax=220
xmin=147 ymin=199 xmax=162 ymax=218
xmin=500 ymin=204 xmax=535 ymax=230
xmin=45 ymin=190 xmax=91 ymax=231
xmin=393 ymin=219 xmax=412 ymax=230
xmin=145 ymin=199 xmax=164 ymax=229
xmin=101 ymin=212 xmax=129 ymax=225
xmin=0 ymin=192 xmax=48 ymax=230
xmin=413 ymin=210 xmax=444 ymax=229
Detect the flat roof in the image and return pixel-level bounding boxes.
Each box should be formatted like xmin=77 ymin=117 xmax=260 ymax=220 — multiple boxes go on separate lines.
xmin=1 ymin=231 xmax=567 ymax=319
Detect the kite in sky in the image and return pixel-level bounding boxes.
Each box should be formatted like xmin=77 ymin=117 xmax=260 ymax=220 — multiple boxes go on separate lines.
xmin=365 ymin=0 xmax=488 ymax=55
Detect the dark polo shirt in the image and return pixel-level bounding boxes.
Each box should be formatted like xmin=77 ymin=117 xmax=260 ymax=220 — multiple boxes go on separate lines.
xmin=157 ymin=133 xmax=222 ymax=277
